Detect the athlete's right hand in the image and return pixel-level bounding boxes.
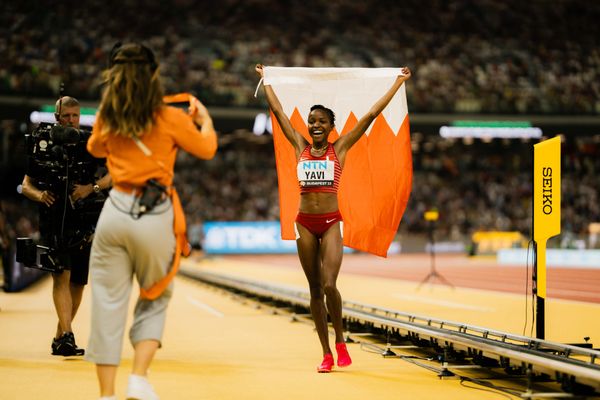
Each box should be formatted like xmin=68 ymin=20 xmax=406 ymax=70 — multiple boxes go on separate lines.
xmin=255 ymin=64 xmax=265 ymax=78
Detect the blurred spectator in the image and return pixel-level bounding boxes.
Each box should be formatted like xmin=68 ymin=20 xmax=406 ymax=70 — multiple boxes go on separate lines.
xmin=0 ymin=0 xmax=599 ymax=114
xmin=0 ymin=197 xmax=38 ymax=284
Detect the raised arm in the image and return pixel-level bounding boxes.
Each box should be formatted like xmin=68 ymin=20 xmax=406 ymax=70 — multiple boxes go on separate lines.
xmin=190 ymin=96 xmax=216 ymax=143
xmin=335 ymin=67 xmax=412 ymax=157
xmin=256 ymin=64 xmax=307 ymax=157
xmin=174 ymin=98 xmax=218 ymax=160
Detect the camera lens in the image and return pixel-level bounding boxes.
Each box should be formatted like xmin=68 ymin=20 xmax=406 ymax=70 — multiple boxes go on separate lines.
xmin=50 ymin=125 xmax=80 ymax=144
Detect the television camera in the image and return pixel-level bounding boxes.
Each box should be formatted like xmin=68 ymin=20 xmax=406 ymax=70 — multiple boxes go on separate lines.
xmin=16 ymin=122 xmax=107 ymax=273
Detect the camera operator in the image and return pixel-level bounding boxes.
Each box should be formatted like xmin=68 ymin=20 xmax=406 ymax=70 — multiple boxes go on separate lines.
xmin=21 ymin=96 xmax=111 ymax=357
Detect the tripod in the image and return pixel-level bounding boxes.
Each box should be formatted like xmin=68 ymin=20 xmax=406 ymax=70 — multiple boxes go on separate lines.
xmin=418 ymin=219 xmax=453 ymax=289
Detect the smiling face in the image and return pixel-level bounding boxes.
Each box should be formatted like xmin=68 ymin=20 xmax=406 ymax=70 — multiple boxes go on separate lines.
xmin=307 ymin=109 xmax=334 ymax=147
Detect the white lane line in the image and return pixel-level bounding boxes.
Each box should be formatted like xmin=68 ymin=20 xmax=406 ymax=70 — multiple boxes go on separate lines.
xmin=186 ymin=296 xmax=224 ymax=317
xmin=391 ymin=293 xmax=495 ymax=312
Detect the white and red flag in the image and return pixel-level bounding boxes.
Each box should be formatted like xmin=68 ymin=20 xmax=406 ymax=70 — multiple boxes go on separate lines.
xmin=264 ymin=67 xmax=413 ymax=257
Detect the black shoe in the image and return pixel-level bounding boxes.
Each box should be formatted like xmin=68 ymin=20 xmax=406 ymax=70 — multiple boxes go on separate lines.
xmin=51 ymin=332 xmax=85 ymax=356
xmin=51 ymin=338 xmax=59 ymax=354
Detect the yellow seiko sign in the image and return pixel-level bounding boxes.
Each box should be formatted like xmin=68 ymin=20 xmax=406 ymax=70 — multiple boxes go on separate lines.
xmin=533 ymin=136 xmax=561 ymax=298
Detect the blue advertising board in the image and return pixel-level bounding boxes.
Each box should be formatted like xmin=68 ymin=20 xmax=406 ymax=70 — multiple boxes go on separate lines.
xmin=203 ymin=221 xmax=297 ymax=254
xmin=203 ymin=221 xmax=354 ymax=255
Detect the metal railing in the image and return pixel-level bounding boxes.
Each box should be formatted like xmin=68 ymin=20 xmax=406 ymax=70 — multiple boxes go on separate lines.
xmin=180 ymin=267 xmax=600 ymax=394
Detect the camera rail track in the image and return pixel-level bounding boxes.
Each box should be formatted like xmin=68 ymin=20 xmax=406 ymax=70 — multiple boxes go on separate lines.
xmin=180 ymin=268 xmax=600 ymax=397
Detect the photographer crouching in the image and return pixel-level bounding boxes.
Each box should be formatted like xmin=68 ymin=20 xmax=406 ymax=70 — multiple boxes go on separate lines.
xmin=20 ymin=96 xmax=111 ymax=356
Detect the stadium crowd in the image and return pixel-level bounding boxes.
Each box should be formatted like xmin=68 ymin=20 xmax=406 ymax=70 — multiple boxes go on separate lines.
xmin=1 ymin=0 xmax=599 ymax=114
xmin=1 ymin=129 xmax=599 ymax=265
xmin=0 ymin=0 xmax=599 ymax=265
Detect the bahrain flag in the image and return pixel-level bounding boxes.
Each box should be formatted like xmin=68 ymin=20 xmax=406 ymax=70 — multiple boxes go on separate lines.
xmin=264 ymin=67 xmax=413 ymax=257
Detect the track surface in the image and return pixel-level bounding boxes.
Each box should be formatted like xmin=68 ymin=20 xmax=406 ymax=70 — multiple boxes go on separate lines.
xmin=228 ymin=253 xmax=600 ymax=303
xmin=1 ymin=252 xmax=598 ymax=399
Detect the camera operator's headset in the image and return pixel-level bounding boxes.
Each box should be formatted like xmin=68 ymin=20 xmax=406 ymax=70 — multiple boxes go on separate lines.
xmin=108 ymin=43 xmax=198 ymax=301
xmin=54 ymin=108 xmax=61 ymax=124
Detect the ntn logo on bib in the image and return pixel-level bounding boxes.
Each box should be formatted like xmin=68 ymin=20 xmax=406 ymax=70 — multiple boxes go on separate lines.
xmin=298 ymin=159 xmax=335 ymax=186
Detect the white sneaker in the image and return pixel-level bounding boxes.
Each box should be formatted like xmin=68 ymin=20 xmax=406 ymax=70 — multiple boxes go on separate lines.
xmin=126 ymin=374 xmax=159 ymax=400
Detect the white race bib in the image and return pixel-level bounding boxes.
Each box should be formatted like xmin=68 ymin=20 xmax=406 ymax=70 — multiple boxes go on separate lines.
xmin=297 ymin=159 xmax=335 ymax=187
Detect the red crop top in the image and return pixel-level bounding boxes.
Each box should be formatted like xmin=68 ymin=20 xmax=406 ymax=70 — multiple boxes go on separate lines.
xmin=297 ymin=144 xmax=342 ymax=194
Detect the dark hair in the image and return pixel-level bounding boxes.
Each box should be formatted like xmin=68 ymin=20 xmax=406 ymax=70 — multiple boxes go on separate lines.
xmin=310 ymin=104 xmax=335 ymax=125
xmin=108 ymin=42 xmax=158 ymax=72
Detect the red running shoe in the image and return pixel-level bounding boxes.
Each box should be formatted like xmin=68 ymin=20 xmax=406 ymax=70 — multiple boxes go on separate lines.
xmin=336 ymin=342 xmax=352 ymax=367
xmin=317 ymin=353 xmax=334 ymax=373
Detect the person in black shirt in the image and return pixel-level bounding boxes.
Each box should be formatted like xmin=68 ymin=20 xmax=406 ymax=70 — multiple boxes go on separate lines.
xmin=21 ymin=96 xmax=111 ymax=356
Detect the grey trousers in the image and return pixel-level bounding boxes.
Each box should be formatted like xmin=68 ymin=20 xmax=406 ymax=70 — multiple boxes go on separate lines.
xmin=85 ymin=189 xmax=176 ymax=365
